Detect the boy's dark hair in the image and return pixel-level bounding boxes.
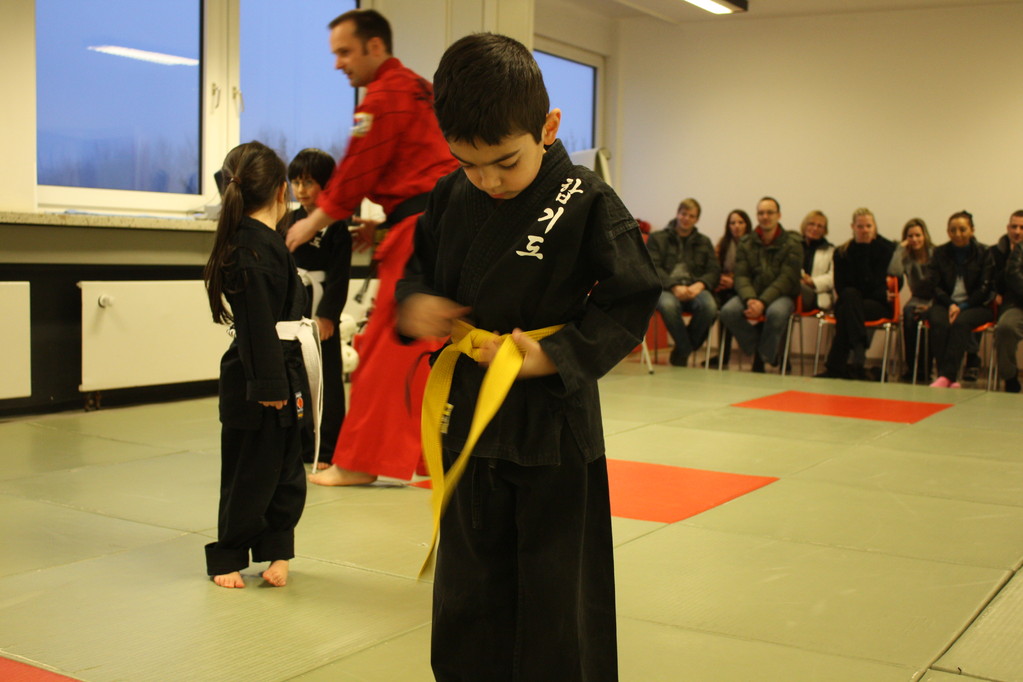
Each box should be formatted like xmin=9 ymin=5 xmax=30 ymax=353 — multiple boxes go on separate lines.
xmin=288 ymin=148 xmax=336 ymax=188
xmin=328 ymin=9 xmax=392 ymax=55
xmin=433 ymin=33 xmax=549 ymax=145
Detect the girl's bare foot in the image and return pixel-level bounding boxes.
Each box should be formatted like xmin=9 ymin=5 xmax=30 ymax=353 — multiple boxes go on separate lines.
xmin=308 ymin=464 xmax=377 ymax=486
xmin=262 ymin=560 xmax=289 ymax=586
xmin=212 ymin=571 xmax=245 ymax=588
xmin=315 ymin=460 xmax=331 ymax=471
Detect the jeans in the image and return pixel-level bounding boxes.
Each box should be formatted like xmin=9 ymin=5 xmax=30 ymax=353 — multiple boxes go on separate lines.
xmin=655 ymin=289 xmax=718 ymax=361
xmin=996 ymin=306 xmax=1023 ymax=380
xmin=719 ymin=295 xmax=795 ymax=365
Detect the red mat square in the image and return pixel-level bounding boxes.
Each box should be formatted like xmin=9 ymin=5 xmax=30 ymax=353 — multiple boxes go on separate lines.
xmin=0 ymin=658 xmax=79 ymax=682
xmin=412 ymin=460 xmax=777 ymax=524
xmin=607 ymin=459 xmax=777 ymax=523
xmin=733 ymin=390 xmax=951 ymax=424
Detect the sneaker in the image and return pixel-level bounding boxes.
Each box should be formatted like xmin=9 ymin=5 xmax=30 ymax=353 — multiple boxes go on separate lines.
xmin=949 ymin=381 xmax=962 ymax=388
xmin=1006 ymin=377 xmax=1021 ymax=393
xmin=929 ymin=376 xmax=951 ymax=388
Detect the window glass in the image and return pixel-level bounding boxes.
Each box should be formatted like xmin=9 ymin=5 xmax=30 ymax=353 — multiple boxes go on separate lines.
xmin=36 ymin=0 xmax=201 ymax=194
xmin=240 ymin=0 xmax=357 ymax=167
xmin=533 ymin=50 xmax=595 ymax=153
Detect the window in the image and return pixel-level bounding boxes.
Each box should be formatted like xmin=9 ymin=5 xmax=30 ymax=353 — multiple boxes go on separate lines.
xmin=240 ymin=0 xmax=357 ymax=166
xmin=36 ymin=0 xmax=202 ymax=195
xmin=533 ymin=50 xmax=597 ymax=154
xmin=33 ymin=0 xmax=357 ymax=216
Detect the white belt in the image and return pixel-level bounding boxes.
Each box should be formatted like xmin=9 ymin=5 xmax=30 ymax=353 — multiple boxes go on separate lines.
xmin=276 ymin=318 xmax=324 ymax=466
xmin=296 ymin=268 xmax=326 ymax=318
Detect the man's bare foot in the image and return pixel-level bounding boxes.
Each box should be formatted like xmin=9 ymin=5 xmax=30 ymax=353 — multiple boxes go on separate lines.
xmin=212 ymin=571 xmax=245 ymax=588
xmin=262 ymin=560 xmax=289 ymax=586
xmin=308 ymin=464 xmax=377 ymax=486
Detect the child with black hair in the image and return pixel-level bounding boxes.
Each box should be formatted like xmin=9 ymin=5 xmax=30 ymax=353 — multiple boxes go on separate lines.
xmin=396 ymin=33 xmax=659 ymax=681
xmin=203 ymin=141 xmax=311 ymax=588
xmin=280 ymin=148 xmax=353 ymax=469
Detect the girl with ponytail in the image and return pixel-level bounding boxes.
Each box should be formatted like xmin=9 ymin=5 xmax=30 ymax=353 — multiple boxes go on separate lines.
xmin=203 ymin=141 xmax=310 ymax=588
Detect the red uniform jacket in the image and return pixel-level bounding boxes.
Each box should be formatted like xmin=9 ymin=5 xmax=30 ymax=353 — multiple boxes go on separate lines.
xmin=317 ymin=57 xmax=458 ymax=219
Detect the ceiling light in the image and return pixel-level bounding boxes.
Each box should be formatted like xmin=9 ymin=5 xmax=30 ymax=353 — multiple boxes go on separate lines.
xmin=682 ymin=0 xmax=748 ymax=14
xmin=87 ymin=45 xmax=198 ymax=66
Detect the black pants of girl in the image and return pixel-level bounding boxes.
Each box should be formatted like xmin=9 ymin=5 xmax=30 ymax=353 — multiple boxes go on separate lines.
xmin=205 ymin=406 xmax=307 ymax=575
xmin=927 ymin=305 xmax=994 ymax=381
xmin=825 ymin=287 xmax=888 ymax=373
xmin=431 ymin=433 xmax=618 ymax=682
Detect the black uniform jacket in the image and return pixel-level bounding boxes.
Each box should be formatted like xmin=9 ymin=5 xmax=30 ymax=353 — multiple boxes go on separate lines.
xmin=281 ymin=207 xmax=352 ymax=322
xmin=220 ymin=217 xmax=309 ymax=430
xmin=398 ymin=140 xmax=660 ymax=466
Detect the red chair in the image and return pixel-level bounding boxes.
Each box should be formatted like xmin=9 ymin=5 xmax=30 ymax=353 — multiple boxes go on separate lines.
xmin=780 ymin=296 xmax=822 ymax=376
xmin=813 ymin=276 xmax=901 ymax=382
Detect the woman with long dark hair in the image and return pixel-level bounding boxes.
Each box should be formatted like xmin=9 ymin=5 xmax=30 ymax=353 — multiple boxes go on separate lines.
xmin=203 ymin=141 xmax=309 ymax=588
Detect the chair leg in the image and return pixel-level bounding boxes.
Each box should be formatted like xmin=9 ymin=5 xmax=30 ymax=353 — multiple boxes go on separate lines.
xmin=781 ymin=314 xmax=795 ymax=376
xmin=986 ymin=328 xmax=997 ymax=391
xmin=920 ymin=321 xmax=928 ymax=384
xmin=718 ymin=325 xmax=726 ymax=372
xmin=640 ymin=336 xmax=654 ymax=374
xmin=813 ymin=318 xmax=825 ymax=376
xmin=880 ymin=323 xmax=892 ymax=383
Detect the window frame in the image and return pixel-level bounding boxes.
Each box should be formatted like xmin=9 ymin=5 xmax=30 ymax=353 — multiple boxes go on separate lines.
xmin=532 ymin=35 xmax=604 ymax=152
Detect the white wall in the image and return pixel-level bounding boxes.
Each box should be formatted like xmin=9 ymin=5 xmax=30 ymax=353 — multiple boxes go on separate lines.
xmin=616 ymin=4 xmax=1023 ymax=246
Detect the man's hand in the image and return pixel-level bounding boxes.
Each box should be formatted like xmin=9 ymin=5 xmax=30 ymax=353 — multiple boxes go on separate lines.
xmin=285 ymin=208 xmax=333 ymax=252
xmin=350 ymin=215 xmax=382 ymax=253
xmin=398 ymin=293 xmax=471 ymax=338
xmin=744 ymin=298 xmax=765 ymax=319
xmin=672 ymin=284 xmax=694 ymax=302
xmin=259 ymin=400 xmax=288 ymax=409
xmin=716 ymin=273 xmax=734 ymax=291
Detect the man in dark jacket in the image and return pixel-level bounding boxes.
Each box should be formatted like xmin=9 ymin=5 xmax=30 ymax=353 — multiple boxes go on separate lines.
xmin=993 ymin=210 xmax=1023 ymax=392
xmin=719 ymin=196 xmax=803 ymax=372
xmin=647 ymin=198 xmax=721 ymax=366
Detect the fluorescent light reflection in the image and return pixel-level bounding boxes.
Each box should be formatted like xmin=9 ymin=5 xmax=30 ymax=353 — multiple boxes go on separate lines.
xmin=87 ymin=45 xmax=198 ymax=66
xmin=682 ymin=0 xmax=734 ymax=14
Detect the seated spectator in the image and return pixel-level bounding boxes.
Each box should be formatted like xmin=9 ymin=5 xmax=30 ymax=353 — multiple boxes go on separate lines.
xmin=992 ymin=210 xmax=1023 ymax=392
xmin=719 ymin=196 xmax=802 ymax=372
xmin=888 ymin=217 xmax=935 ymax=380
xmin=798 ymin=210 xmax=835 ymax=311
xmin=925 ymin=210 xmax=994 ymax=388
xmin=647 ymin=198 xmax=721 ymax=366
xmin=817 ymin=208 xmax=895 ymax=380
xmin=713 ymin=209 xmax=752 ymax=368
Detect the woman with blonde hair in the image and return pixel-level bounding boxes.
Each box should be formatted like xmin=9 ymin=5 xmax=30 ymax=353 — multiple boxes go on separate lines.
xmin=798 ymin=210 xmax=834 ymax=311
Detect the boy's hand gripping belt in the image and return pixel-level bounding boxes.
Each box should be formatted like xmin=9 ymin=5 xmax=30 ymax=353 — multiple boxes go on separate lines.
xmin=419 ymin=319 xmax=563 ymax=578
xmin=275 ymin=318 xmax=323 ymax=463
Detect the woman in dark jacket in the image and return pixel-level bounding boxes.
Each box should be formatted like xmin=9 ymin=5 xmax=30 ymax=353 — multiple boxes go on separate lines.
xmin=818 ymin=208 xmax=895 ymax=380
xmin=925 ymin=210 xmax=993 ymax=388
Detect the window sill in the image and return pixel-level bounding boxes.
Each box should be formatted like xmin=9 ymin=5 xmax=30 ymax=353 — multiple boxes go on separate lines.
xmin=0 ymin=211 xmax=216 ymax=232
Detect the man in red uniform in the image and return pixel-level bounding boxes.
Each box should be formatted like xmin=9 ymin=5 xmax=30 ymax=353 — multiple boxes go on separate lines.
xmin=287 ymin=9 xmax=458 ymax=485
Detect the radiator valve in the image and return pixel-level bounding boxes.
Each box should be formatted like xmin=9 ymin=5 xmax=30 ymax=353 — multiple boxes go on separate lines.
xmin=98 ymin=294 xmax=115 ymax=308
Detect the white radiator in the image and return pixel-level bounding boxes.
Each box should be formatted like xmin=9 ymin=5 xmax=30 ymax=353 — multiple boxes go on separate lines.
xmin=0 ymin=281 xmax=32 ymax=399
xmin=79 ymin=280 xmax=228 ymax=392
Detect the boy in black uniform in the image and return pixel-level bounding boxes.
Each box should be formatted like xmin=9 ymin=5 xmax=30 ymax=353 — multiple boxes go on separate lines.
xmin=396 ymin=33 xmax=659 ymax=681
xmin=280 ymin=149 xmax=353 ymax=467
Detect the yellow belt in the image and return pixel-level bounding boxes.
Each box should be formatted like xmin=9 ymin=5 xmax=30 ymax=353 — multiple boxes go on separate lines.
xmin=419 ymin=318 xmax=564 ymax=577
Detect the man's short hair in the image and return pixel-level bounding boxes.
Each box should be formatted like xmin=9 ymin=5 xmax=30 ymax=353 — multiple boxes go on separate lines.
xmin=758 ymin=196 xmax=781 ymax=213
xmin=433 ymin=33 xmax=550 ymax=145
xmin=328 ymin=9 xmax=392 ymax=55
xmin=1011 ymin=209 xmax=1023 ymax=220
xmin=677 ymin=198 xmax=701 ymax=218
xmin=288 ymin=148 xmax=335 ymax=188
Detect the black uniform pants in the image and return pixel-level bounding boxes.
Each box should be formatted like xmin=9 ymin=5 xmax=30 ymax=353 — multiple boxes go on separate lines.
xmin=205 ymin=407 xmax=307 ymax=575
xmin=304 ymin=330 xmax=345 ymax=462
xmin=826 ymin=287 xmax=887 ymax=371
xmin=431 ymin=432 xmax=618 ymax=682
